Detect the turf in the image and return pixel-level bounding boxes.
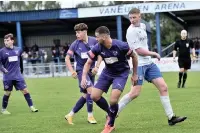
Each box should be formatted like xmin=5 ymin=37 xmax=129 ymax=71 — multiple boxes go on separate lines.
xmin=0 ymin=72 xmax=199 ymax=133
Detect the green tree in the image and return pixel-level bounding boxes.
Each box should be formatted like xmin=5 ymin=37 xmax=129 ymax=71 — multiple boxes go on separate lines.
xmin=76 ymin=1 xmax=104 ymax=8
xmin=0 ymin=1 xmax=61 ymax=11
xmin=43 ymin=1 xmax=61 ymax=10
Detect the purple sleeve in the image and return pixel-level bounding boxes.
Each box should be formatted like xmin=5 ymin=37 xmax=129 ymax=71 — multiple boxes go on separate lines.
xmin=87 ymin=44 xmax=100 ymax=61
xmin=120 ymin=42 xmax=133 ymax=57
xmin=67 ymin=41 xmax=77 ymax=57
xmin=0 ymin=50 xmax=7 ymax=73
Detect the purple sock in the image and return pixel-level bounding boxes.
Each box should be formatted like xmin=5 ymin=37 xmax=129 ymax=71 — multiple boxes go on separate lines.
xmin=2 ymin=95 xmax=10 ymax=109
xmin=108 ymin=104 xmax=118 ymax=127
xmin=73 ymin=96 xmax=86 ymax=113
xmin=86 ymin=94 xmax=93 ymax=113
xmin=95 ymin=97 xmax=110 ymax=114
xmin=24 ymin=93 xmax=33 ymax=107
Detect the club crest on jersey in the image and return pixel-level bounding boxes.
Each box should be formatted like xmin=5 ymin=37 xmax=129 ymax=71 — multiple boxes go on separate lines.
xmin=186 ymin=43 xmax=189 ymax=47
xmin=112 ymin=51 xmax=118 ymax=56
xmin=15 ymin=50 xmax=19 ymax=54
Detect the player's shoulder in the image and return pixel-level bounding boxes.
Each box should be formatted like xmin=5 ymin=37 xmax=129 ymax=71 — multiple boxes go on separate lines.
xmin=71 ymin=39 xmax=79 ymax=46
xmin=14 ymin=46 xmax=21 ymax=50
xmin=88 ymin=36 xmax=98 ymax=44
xmin=0 ymin=47 xmax=6 ymax=54
xmin=113 ymin=39 xmax=128 ymax=49
xmin=140 ymin=23 xmax=146 ymax=29
xmin=88 ymin=36 xmax=96 ymax=41
xmin=175 ymin=39 xmax=181 ymax=43
xmin=126 ymin=24 xmax=138 ymax=34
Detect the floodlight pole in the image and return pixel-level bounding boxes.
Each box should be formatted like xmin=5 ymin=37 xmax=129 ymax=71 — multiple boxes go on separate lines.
xmin=155 ymin=12 xmax=161 ymax=56
xmin=16 ymin=21 xmax=23 ymax=49
xmin=116 ymin=15 xmax=122 ymax=41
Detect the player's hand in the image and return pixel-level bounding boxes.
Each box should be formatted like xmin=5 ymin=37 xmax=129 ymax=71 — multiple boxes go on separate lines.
xmin=173 ymin=58 xmax=176 ymax=62
xmin=91 ymin=67 xmax=99 ymax=76
xmin=154 ymin=52 xmax=161 ymax=61
xmin=192 ymin=55 xmax=197 ymax=61
xmin=131 ymin=74 xmax=138 ymax=86
xmin=2 ymin=68 xmax=8 ymax=74
xmin=71 ymin=71 xmax=77 ymax=79
xmin=81 ymin=77 xmax=87 ymax=89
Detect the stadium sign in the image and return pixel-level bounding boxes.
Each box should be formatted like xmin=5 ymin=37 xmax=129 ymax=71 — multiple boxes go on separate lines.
xmin=60 ymin=9 xmax=78 ymax=19
xmin=78 ymin=1 xmax=200 ymax=18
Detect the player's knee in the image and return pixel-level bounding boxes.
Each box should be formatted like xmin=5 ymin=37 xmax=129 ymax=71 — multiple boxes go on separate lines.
xmin=86 ymin=87 xmax=92 ymax=94
xmin=129 ymin=86 xmax=141 ymax=99
xmin=5 ymin=91 xmax=11 ymax=96
xmin=90 ymin=94 xmax=100 ymax=102
xmin=159 ymin=84 xmax=168 ymax=93
xmin=21 ymin=88 xmax=29 ymax=94
xmin=109 ymin=98 xmax=118 ymax=105
xmin=129 ymin=92 xmax=140 ymax=99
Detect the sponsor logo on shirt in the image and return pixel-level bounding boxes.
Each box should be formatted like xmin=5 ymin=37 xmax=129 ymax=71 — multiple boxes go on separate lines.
xmin=112 ymin=51 xmax=118 ymax=56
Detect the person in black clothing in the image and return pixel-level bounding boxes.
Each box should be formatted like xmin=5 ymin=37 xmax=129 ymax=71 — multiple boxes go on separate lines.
xmin=173 ymin=30 xmax=196 ymax=88
xmin=194 ymin=37 xmax=200 ymax=58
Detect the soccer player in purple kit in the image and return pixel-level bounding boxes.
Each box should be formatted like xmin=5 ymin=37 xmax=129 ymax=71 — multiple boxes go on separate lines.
xmin=81 ymin=26 xmax=138 ymax=133
xmin=0 ymin=33 xmax=38 ymax=114
xmin=65 ymin=23 xmax=101 ymax=125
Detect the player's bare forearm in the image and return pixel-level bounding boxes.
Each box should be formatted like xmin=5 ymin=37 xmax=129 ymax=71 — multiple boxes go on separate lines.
xmin=173 ymin=50 xmax=177 ymax=59
xmin=192 ymin=48 xmax=196 ymax=57
xmin=131 ymin=52 xmax=138 ymax=75
xmin=135 ymin=48 xmax=156 ymax=57
xmin=96 ymin=55 xmax=102 ymax=68
xmin=65 ymin=55 xmax=75 ymax=73
xmin=82 ymin=59 xmax=93 ymax=78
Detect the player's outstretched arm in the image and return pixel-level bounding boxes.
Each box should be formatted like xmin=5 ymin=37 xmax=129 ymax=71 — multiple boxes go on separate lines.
xmin=81 ymin=58 xmax=93 ymax=88
xmin=130 ymin=51 xmax=138 ymax=85
xmin=136 ymin=48 xmax=160 ymax=60
xmin=136 ymin=48 xmax=157 ymax=57
xmin=65 ymin=55 xmax=77 ymax=78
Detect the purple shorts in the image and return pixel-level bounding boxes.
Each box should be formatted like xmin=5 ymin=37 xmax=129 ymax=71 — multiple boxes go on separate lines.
xmin=77 ymin=70 xmax=95 ymax=93
xmin=3 ymin=80 xmax=27 ymax=91
xmin=94 ymin=70 xmax=129 ymax=93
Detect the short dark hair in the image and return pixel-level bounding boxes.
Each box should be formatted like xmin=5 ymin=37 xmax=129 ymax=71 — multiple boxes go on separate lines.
xmin=95 ymin=26 xmax=110 ymax=35
xmin=128 ymin=8 xmax=140 ymax=15
xmin=74 ymin=23 xmax=88 ymax=31
xmin=4 ymin=33 xmax=14 ymax=40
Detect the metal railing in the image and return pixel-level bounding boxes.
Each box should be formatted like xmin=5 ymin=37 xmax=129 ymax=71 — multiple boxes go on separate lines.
xmin=22 ymin=62 xmax=71 ymax=78
xmin=162 ymin=42 xmax=175 ymax=57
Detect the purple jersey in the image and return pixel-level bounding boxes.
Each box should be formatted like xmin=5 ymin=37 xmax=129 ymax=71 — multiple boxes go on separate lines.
xmin=88 ymin=39 xmax=132 ymax=76
xmin=0 ymin=46 xmax=23 ymax=81
xmin=67 ymin=36 xmax=97 ymax=71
